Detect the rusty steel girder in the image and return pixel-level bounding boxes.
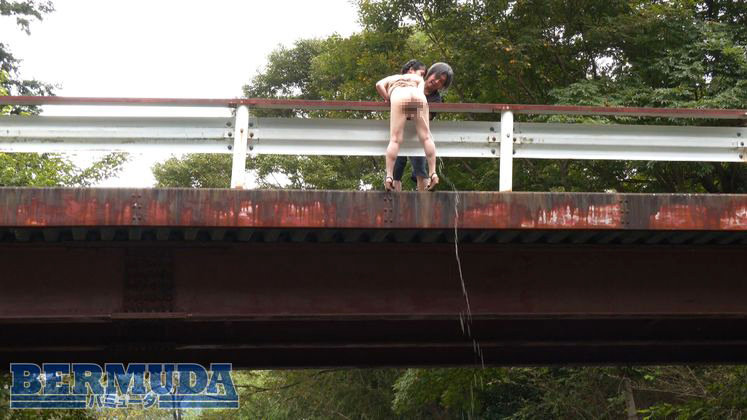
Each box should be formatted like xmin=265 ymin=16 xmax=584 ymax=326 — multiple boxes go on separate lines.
xmin=1 ymin=188 xmax=746 ymax=231
xmin=0 ymin=188 xmax=746 ymax=366
xmin=0 ymin=242 xmax=746 ymax=366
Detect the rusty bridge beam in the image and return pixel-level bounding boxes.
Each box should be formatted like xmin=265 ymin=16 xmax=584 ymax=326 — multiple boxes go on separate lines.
xmin=1 ymin=188 xmax=746 ymax=231
xmin=0 ymin=242 xmax=746 ymax=366
xmin=0 ymin=188 xmax=746 ymax=366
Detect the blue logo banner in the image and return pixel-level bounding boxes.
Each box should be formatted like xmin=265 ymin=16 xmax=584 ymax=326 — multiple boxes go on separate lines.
xmin=9 ymin=363 xmax=239 ymax=410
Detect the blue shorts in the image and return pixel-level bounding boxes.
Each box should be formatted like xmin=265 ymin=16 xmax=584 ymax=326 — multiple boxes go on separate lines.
xmin=393 ymin=155 xmax=427 ymax=183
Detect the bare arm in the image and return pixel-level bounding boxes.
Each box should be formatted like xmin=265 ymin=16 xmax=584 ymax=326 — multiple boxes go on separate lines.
xmin=375 ymin=75 xmax=400 ymax=101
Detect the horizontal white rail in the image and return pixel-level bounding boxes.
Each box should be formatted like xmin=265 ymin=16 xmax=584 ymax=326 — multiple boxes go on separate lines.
xmin=0 ymin=116 xmax=232 ymax=153
xmin=2 ymin=96 xmax=747 ymax=119
xmin=1 ymin=115 xmax=744 ymax=161
xmin=514 ymin=123 xmax=746 ymax=162
xmin=248 ymin=118 xmax=501 ymax=158
xmin=0 ymin=113 xmax=745 ymax=190
xmin=0 ymin=115 xmax=499 ymax=157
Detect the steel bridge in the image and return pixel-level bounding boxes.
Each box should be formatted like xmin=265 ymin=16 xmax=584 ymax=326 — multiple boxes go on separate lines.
xmin=0 ymin=97 xmax=746 ymax=367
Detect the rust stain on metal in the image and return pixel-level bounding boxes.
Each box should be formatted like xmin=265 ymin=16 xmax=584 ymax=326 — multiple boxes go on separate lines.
xmin=719 ymin=205 xmax=747 ymax=230
xmin=462 ymin=203 xmax=512 ymax=228
xmin=530 ymin=203 xmax=622 ymax=229
xmin=649 ymin=204 xmax=721 ymax=230
xmin=171 ymin=194 xmax=342 ymax=228
xmin=267 ymin=200 xmax=333 ymax=228
xmin=146 ymin=197 xmax=171 ymax=227
xmin=237 ymin=200 xmax=257 ymax=226
xmin=1 ymin=188 xmax=746 ymax=232
xmin=460 ymin=200 xmax=622 ymax=229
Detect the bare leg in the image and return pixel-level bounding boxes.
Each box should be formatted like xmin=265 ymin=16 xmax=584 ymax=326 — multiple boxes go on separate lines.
xmin=386 ymin=93 xmax=408 ymax=188
xmin=393 ymin=180 xmax=403 ymax=191
xmin=414 ymin=102 xmax=438 ymax=189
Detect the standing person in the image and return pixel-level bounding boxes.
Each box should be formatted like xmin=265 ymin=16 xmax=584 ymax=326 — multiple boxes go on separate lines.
xmin=376 ymin=62 xmax=453 ymax=192
xmin=393 ymin=61 xmax=451 ymax=191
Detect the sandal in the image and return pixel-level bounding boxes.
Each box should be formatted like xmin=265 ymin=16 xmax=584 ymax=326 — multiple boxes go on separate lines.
xmin=384 ymin=176 xmax=395 ymax=192
xmin=426 ymin=173 xmax=439 ymax=191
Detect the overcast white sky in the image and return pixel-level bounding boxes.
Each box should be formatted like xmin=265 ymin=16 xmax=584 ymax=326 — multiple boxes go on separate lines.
xmin=0 ymin=0 xmax=361 ymax=187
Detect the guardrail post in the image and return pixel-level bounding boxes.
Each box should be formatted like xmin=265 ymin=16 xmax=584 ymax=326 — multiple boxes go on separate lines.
xmin=499 ymin=110 xmax=514 ymax=192
xmin=230 ymin=105 xmax=250 ymax=189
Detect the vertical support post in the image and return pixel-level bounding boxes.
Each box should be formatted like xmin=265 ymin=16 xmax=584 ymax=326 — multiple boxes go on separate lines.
xmin=499 ymin=110 xmax=514 ymax=192
xmin=230 ymin=105 xmax=250 ymax=189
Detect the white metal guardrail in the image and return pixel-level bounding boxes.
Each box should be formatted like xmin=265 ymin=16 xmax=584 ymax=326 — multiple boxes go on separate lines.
xmin=0 ymin=97 xmax=745 ymax=191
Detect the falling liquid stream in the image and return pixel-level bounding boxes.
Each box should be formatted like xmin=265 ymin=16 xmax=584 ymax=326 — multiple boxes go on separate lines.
xmin=438 ymin=157 xmax=484 ymax=368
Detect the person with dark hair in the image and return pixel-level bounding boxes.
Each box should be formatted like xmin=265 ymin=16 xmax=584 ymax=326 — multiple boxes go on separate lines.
xmin=392 ymin=61 xmax=453 ymax=191
xmin=375 ymin=61 xmax=453 ymax=192
xmin=424 ymin=62 xmax=453 ymax=94
xmin=401 ymin=59 xmax=426 ymax=76
xmin=376 ymin=64 xmax=438 ymax=191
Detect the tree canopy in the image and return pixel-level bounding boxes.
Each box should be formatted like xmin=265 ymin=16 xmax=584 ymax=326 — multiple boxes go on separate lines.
xmin=1 ymin=0 xmax=745 ymax=419
xmin=155 ymin=0 xmax=746 ymax=193
xmin=1 ymin=0 xmax=55 ymax=111
xmin=151 ymin=1 xmax=747 ymax=419
xmin=0 ymin=0 xmax=127 ymax=187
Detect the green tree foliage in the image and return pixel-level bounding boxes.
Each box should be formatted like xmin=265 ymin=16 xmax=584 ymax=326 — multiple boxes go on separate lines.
xmin=0 ymin=151 xmax=127 ymax=187
xmin=153 ymin=30 xmax=437 ymax=190
xmin=548 ymin=0 xmax=747 ymax=193
xmin=150 ymin=1 xmax=747 ymax=418
xmin=0 ymin=2 xmax=127 ymax=187
xmin=153 ymin=154 xmax=233 ymax=188
xmin=0 ymin=0 xmax=53 ymax=33
xmin=638 ymin=366 xmax=747 ymax=419
xmin=390 ymin=367 xmax=633 ymax=419
xmin=155 ymin=0 xmax=746 ymax=193
xmin=237 ymin=32 xmax=425 ymax=190
xmin=354 ymin=0 xmax=747 ymax=193
xmin=1 ymin=0 xmax=55 ymax=114
xmin=152 ymin=153 xmax=385 ymax=190
xmin=200 ymin=370 xmax=402 ymax=420
xmin=214 ymin=366 xmax=747 ymax=419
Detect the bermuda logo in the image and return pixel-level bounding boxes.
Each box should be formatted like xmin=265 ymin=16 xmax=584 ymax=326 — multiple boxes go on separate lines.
xmin=9 ymin=363 xmax=238 ymax=409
